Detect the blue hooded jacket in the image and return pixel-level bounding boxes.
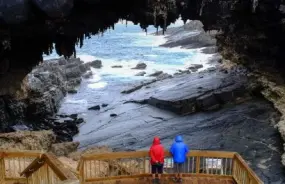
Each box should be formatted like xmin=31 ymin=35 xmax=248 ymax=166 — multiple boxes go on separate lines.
xmin=169 ymin=136 xmax=189 ymax=163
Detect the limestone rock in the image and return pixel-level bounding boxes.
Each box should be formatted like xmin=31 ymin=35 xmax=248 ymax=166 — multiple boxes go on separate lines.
xmin=90 ymin=60 xmax=102 ymax=68
xmin=82 ymin=71 xmax=93 ymax=79
xmin=102 ymin=103 xmax=108 ymax=107
xmin=111 ymin=65 xmax=123 ymax=68
xmin=51 ymin=142 xmax=80 ymax=156
xmin=188 ymin=64 xmax=203 ymax=70
xmin=129 ymin=70 xmax=248 ymax=115
xmin=0 ymin=130 xmax=56 ymax=150
xmin=135 ymin=71 xmax=146 ymax=76
xmin=156 ymin=73 xmax=172 ymax=81
xmin=88 ymin=105 xmax=100 ymax=110
xmin=148 ymin=71 xmax=163 ymax=77
xmin=65 ymin=67 xmax=82 ymax=79
xmin=132 ymin=63 xmax=147 ymax=70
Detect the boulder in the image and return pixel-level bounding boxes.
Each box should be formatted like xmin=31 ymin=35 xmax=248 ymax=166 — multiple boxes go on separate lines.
xmin=135 ymin=71 xmax=146 ymax=76
xmin=65 ymin=67 xmax=82 ymax=79
xmin=188 ymin=64 xmax=203 ymax=70
xmin=66 ymin=78 xmax=81 ymax=93
xmin=88 ymin=105 xmax=100 ymax=110
xmin=148 ymin=71 xmax=163 ymax=77
xmin=79 ymin=63 xmax=89 ymax=73
xmin=67 ymin=89 xmax=77 ymax=94
xmin=51 ymin=142 xmax=79 ymax=156
xmin=132 ymin=63 xmax=147 ymax=70
xmin=67 ymin=78 xmax=82 ymax=88
xmin=156 ymin=73 xmax=172 ymax=80
xmin=177 ymin=69 xmax=191 ymax=75
xmin=102 ymin=103 xmax=108 ymax=107
xmin=90 ymin=60 xmax=102 ymax=68
xmin=82 ymin=71 xmax=93 ymax=79
xmin=111 ymin=65 xmax=123 ymax=68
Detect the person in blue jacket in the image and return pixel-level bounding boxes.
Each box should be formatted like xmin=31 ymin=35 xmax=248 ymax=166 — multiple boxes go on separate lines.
xmin=169 ymin=135 xmax=189 ymax=183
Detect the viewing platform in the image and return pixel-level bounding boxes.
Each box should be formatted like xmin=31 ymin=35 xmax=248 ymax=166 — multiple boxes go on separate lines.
xmin=0 ymin=150 xmax=263 ymax=184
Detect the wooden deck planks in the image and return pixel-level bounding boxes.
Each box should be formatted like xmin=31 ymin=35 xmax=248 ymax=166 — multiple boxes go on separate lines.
xmin=87 ymin=176 xmax=236 ymax=184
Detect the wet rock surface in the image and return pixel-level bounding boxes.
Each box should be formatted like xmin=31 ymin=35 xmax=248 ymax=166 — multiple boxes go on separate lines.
xmin=90 ymin=60 xmax=102 ymax=68
xmin=125 ymin=69 xmax=248 ymax=115
xmin=73 ymin=66 xmax=285 ymax=183
xmin=132 ymin=63 xmax=147 ymax=70
xmin=79 ymin=100 xmax=283 ymax=183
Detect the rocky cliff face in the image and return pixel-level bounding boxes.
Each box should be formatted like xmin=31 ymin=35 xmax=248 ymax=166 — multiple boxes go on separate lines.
xmin=0 ymin=57 xmax=92 ymax=141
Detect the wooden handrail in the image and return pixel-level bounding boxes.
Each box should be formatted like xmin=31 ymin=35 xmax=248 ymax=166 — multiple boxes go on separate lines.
xmin=233 ymin=153 xmax=264 ymax=184
xmin=79 ymin=150 xmax=263 ymax=184
xmin=81 ymin=150 xmax=236 ymax=160
xmin=0 ymin=149 xmax=43 ymax=158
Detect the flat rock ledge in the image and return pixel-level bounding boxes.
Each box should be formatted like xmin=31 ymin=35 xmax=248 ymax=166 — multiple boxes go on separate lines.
xmin=123 ymin=67 xmax=249 ymax=115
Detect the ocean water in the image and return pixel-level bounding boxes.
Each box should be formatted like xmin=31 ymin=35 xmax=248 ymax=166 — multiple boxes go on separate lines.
xmin=44 ymin=19 xmax=213 ymax=79
xmin=43 ymin=19 xmax=215 ymax=137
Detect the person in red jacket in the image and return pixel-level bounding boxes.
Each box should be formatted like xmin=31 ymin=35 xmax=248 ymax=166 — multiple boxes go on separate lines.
xmin=149 ymin=136 xmax=165 ymax=184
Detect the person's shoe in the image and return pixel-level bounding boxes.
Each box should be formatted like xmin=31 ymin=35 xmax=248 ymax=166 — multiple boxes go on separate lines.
xmin=157 ymin=179 xmax=161 ymax=184
xmin=152 ymin=179 xmax=157 ymax=184
xmin=177 ymin=178 xmax=183 ymax=183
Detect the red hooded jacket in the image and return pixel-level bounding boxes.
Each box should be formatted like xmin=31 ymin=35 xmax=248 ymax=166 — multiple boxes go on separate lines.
xmin=149 ymin=137 xmax=164 ymax=165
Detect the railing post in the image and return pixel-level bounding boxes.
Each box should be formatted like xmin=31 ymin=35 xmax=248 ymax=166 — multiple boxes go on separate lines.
xmin=143 ymin=157 xmax=146 ymax=174
xmin=195 ymin=156 xmax=200 ymax=174
xmin=0 ymin=155 xmax=5 ymax=182
xmin=80 ymin=161 xmax=85 ymax=184
xmin=232 ymin=155 xmax=236 ymax=177
xmin=47 ymin=164 xmax=50 ymax=184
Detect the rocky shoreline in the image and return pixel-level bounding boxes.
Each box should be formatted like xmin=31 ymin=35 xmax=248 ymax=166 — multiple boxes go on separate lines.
xmin=0 ymin=57 xmax=103 ymax=142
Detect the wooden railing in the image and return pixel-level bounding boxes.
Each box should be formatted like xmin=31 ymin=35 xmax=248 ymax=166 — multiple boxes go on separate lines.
xmin=233 ymin=154 xmax=263 ymax=184
xmin=0 ymin=150 xmax=77 ymax=184
xmin=0 ymin=150 xmax=41 ymax=184
xmin=78 ymin=150 xmax=264 ymax=184
xmin=0 ymin=149 xmax=263 ymax=184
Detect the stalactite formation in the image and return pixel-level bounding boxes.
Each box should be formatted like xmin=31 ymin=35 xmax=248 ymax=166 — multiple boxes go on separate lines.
xmin=0 ymin=0 xmax=285 ymax=95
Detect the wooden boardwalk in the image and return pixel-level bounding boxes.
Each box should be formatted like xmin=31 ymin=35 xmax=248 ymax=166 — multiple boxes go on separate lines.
xmin=87 ymin=176 xmax=236 ymax=184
